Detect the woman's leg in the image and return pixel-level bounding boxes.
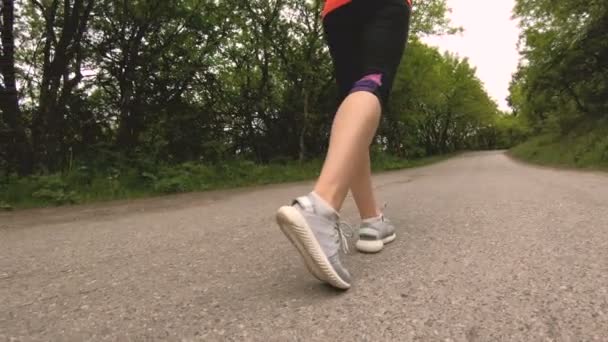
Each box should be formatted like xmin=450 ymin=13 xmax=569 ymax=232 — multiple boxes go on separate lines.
xmin=276 ymin=0 xmax=411 ymax=289
xmin=313 ymin=87 xmax=382 ymax=219
xmin=316 ymin=0 xmax=410 ymax=215
xmin=315 ymin=104 xmax=383 ymax=221
xmin=350 ymin=148 xmax=382 ymax=219
xmin=313 ymin=91 xmax=381 ymax=212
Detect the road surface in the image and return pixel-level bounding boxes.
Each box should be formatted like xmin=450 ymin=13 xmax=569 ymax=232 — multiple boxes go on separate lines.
xmin=1 ymin=151 xmax=607 ymax=341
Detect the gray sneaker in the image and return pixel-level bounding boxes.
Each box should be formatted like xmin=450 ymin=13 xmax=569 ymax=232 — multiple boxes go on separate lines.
xmin=355 ymin=215 xmax=396 ymax=253
xmin=276 ymin=193 xmax=352 ymax=290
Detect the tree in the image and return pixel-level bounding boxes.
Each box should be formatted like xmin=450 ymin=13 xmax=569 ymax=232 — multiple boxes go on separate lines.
xmin=410 ymin=0 xmax=461 ymax=37
xmin=92 ymin=0 xmax=229 ymax=151
xmin=386 ymin=40 xmax=502 ymax=157
xmin=0 ymin=0 xmax=32 ymax=175
xmin=20 ymin=0 xmax=95 ymax=171
xmin=512 ymin=0 xmax=608 ymax=135
xmin=5 ymin=0 xmax=504 ymax=178
xmin=275 ymin=0 xmax=334 ymax=161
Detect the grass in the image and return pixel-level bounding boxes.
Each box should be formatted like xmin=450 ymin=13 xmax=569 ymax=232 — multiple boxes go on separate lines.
xmin=0 ymin=153 xmax=454 ymax=210
xmin=510 ymin=119 xmax=608 ymax=170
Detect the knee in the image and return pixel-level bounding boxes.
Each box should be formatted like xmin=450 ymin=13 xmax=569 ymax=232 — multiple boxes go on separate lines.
xmin=349 ymin=73 xmax=386 ymax=108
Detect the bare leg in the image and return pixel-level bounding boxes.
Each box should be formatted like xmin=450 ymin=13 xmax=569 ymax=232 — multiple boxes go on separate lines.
xmin=350 ymin=148 xmax=382 ymax=219
xmin=314 ymin=91 xmax=381 ymax=211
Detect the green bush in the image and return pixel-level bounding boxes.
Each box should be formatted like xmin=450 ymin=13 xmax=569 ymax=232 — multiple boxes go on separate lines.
xmin=30 ymin=175 xmax=79 ymax=205
xmin=0 ymin=200 xmax=13 ymax=211
xmin=154 ymin=176 xmax=189 ymax=193
xmin=152 ymin=162 xmax=214 ymax=193
xmin=511 ymin=119 xmax=608 ymax=169
xmin=2 ymin=154 xmax=451 ymax=209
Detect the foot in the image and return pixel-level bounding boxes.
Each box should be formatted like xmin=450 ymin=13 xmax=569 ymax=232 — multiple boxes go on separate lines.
xmin=276 ymin=193 xmax=352 ymax=290
xmin=355 ymin=215 xmax=396 ymax=253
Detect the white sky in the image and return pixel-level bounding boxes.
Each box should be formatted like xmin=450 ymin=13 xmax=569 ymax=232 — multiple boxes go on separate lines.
xmin=422 ymin=0 xmax=521 ymax=111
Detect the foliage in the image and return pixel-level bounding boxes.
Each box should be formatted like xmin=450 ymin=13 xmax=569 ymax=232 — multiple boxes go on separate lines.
xmin=0 ymin=0 xmax=514 ymax=207
xmin=0 ymin=201 xmax=13 ymax=211
xmin=9 ymin=175 xmax=80 ymax=206
xmin=509 ymin=0 xmax=608 ymax=167
xmin=510 ymin=0 xmax=608 ymax=131
xmin=0 ymin=154 xmax=452 ymax=209
xmin=492 ymin=114 xmax=531 ymax=149
xmin=410 ymin=0 xmax=462 ymax=36
xmin=1 ymin=0 xmax=502 ymax=175
xmin=386 ymin=40 xmax=514 ymax=156
xmin=511 ymin=120 xmax=608 ymax=169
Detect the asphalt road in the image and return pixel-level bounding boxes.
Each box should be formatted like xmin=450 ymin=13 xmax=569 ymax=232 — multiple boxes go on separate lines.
xmin=1 ymin=151 xmax=607 ymax=341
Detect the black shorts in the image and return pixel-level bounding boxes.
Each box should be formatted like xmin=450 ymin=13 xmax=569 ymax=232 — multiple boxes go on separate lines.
xmin=323 ymin=0 xmax=411 ymax=109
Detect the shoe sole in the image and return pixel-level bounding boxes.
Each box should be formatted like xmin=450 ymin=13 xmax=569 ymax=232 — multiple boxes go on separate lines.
xmin=276 ymin=206 xmax=351 ymax=290
xmin=355 ymin=233 xmax=396 ymax=253
xmin=276 ymin=206 xmax=326 ymax=283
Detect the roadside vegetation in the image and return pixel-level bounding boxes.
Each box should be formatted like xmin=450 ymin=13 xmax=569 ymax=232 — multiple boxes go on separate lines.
xmin=511 ymin=120 xmax=608 ymax=170
xmin=0 ymin=153 xmax=454 ymax=210
xmin=508 ymin=0 xmax=608 ymax=169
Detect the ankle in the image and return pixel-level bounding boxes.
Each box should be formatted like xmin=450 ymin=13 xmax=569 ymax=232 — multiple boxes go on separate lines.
xmin=360 ymin=207 xmax=383 ymax=220
xmin=310 ymin=191 xmax=340 ymax=214
xmin=361 ymin=214 xmax=384 ymax=223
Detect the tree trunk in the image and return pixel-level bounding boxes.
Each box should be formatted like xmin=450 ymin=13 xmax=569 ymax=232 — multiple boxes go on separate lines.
xmin=116 ymin=22 xmax=148 ymax=150
xmin=439 ymin=110 xmax=452 ymax=154
xmin=32 ymin=0 xmax=94 ymax=172
xmin=0 ymin=0 xmax=33 ymax=175
xmin=299 ymin=90 xmax=309 ymax=162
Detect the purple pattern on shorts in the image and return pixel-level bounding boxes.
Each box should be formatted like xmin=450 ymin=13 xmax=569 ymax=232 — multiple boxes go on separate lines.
xmin=350 ymin=73 xmax=383 ymax=94
xmin=362 ymin=73 xmax=383 ymax=86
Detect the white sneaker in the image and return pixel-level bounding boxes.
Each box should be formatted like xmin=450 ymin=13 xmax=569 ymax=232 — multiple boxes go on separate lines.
xmin=276 ymin=193 xmax=352 ymax=290
xmin=355 ymin=215 xmax=396 ymax=253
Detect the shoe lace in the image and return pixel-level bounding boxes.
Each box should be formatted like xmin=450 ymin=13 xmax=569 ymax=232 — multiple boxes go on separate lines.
xmin=334 ymin=221 xmax=354 ymax=254
xmin=380 ymin=202 xmax=389 ymax=222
